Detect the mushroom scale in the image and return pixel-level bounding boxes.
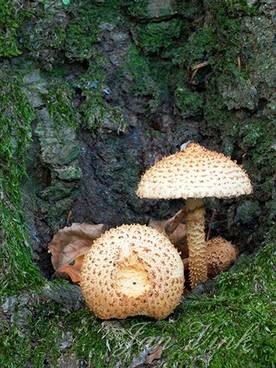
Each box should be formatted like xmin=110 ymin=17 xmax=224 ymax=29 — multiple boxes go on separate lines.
xmin=80 ymin=224 xmax=184 ymax=320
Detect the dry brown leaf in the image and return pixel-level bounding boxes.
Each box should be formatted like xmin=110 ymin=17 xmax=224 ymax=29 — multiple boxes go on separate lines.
xmin=48 ymin=223 xmax=105 ymax=282
xmin=149 ymin=219 xmax=188 ymax=258
xmin=145 ymin=344 xmax=165 ymax=365
xmin=55 ymin=255 xmax=84 ymax=283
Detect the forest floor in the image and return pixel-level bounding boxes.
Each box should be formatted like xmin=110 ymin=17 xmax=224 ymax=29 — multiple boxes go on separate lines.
xmin=1 ymin=239 xmax=274 ymax=367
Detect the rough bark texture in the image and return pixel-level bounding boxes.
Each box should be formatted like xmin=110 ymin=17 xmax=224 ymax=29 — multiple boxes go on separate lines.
xmin=0 ymin=0 xmax=275 ymax=277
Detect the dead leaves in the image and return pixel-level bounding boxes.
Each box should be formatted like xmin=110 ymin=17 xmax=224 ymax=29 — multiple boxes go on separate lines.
xmin=56 ymin=255 xmax=84 ymax=283
xmin=48 ymin=217 xmax=237 ymax=285
xmin=48 ymin=223 xmax=105 ymax=282
xmin=145 ymin=344 xmax=165 ymax=365
xmin=130 ymin=343 xmax=165 ymax=367
xmin=48 ymin=218 xmax=187 ymax=284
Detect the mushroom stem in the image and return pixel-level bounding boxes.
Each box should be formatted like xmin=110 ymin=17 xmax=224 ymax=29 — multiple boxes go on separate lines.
xmin=185 ymin=198 xmax=207 ymax=289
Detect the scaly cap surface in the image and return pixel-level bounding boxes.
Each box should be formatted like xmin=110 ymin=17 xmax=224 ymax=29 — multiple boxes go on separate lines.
xmin=207 ymin=236 xmax=238 ymax=277
xmin=80 ymin=224 xmax=184 ymax=320
xmin=137 ymin=143 xmax=252 ymax=199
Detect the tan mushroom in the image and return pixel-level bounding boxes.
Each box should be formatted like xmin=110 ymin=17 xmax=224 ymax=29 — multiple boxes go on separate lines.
xmin=183 ymin=236 xmax=238 ymax=279
xmin=137 ymin=143 xmax=252 ymax=288
xmin=206 ymin=236 xmax=238 ymax=277
xmin=80 ymin=224 xmax=184 ymax=320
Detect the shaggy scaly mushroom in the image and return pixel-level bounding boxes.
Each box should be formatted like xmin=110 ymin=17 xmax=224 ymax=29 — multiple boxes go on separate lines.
xmin=80 ymin=224 xmax=184 ymax=320
xmin=137 ymin=143 xmax=252 ymax=288
xmin=206 ymin=236 xmax=238 ymax=277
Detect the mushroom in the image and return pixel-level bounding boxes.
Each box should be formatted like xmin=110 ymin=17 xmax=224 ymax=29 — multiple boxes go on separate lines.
xmin=206 ymin=236 xmax=238 ymax=278
xmin=137 ymin=143 xmax=252 ymax=288
xmin=183 ymin=236 xmax=238 ymax=279
xmin=80 ymin=224 xmax=184 ymax=320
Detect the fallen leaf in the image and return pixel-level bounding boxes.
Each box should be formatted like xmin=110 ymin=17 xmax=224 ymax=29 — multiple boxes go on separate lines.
xmin=130 ymin=344 xmax=165 ymax=368
xmin=48 ymin=223 xmax=105 ymax=282
xmin=145 ymin=344 xmax=165 ymax=365
xmin=55 ymin=255 xmax=84 ymax=283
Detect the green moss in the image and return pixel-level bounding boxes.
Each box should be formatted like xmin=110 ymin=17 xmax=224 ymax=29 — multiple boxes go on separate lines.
xmin=82 ymin=97 xmax=127 ymax=133
xmin=239 ymin=118 xmax=275 ymax=183
xmin=73 ymin=55 xmax=127 ymax=132
xmin=1 ymin=242 xmax=274 ymax=367
xmin=65 ymin=10 xmax=100 ymax=61
xmin=178 ymin=25 xmax=215 ymax=66
xmin=19 ymin=0 xmax=124 ymax=65
xmin=205 ymin=0 xmax=256 ymax=73
xmin=0 ymin=77 xmax=43 ymax=294
xmin=38 ymin=181 xmax=78 ymax=202
xmin=171 ymin=0 xmax=254 ymax=77
xmin=21 ymin=1 xmax=67 ymax=67
xmin=124 ymin=0 xmax=148 ymax=18
xmin=81 ymin=95 xmax=106 ymax=131
xmin=127 ymin=1 xmax=148 ymax=18
xmin=175 ymin=85 xmax=203 ymax=117
xmin=23 ymin=2 xmax=66 ymax=50
xmin=0 ymin=298 xmax=64 ymax=367
xmin=204 ymin=84 xmax=237 ymax=131
xmin=240 ymin=120 xmax=273 ymax=153
xmin=120 ymin=45 xmax=160 ymax=109
xmin=124 ymin=46 xmax=152 ymax=93
xmin=125 ymin=0 xmax=176 ymax=19
xmin=45 ymin=82 xmax=79 ymax=130
xmin=65 ymin=0 xmax=122 ymax=60
xmin=220 ymin=0 xmax=256 ymax=14
xmin=136 ymin=19 xmax=184 ymax=54
xmin=0 ymin=0 xmax=30 ymax=57
xmin=176 ymin=0 xmax=203 ymax=19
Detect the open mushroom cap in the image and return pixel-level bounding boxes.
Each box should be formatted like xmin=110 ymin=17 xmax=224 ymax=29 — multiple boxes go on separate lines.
xmin=80 ymin=224 xmax=184 ymax=320
xmin=137 ymin=143 xmax=252 ymax=199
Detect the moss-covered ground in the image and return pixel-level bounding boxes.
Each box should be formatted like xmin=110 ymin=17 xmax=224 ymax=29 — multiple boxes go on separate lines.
xmin=1 ymin=232 xmax=275 ymax=366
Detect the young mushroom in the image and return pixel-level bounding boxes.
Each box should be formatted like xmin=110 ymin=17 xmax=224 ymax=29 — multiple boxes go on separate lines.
xmin=80 ymin=224 xmax=184 ymax=320
xmin=137 ymin=143 xmax=252 ymax=289
xmin=206 ymin=236 xmax=238 ymax=278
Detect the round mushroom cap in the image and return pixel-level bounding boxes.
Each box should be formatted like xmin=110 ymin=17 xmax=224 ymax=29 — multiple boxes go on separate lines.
xmin=80 ymin=224 xmax=184 ymax=320
xmin=206 ymin=236 xmax=238 ymax=277
xmin=137 ymin=143 xmax=252 ymax=199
